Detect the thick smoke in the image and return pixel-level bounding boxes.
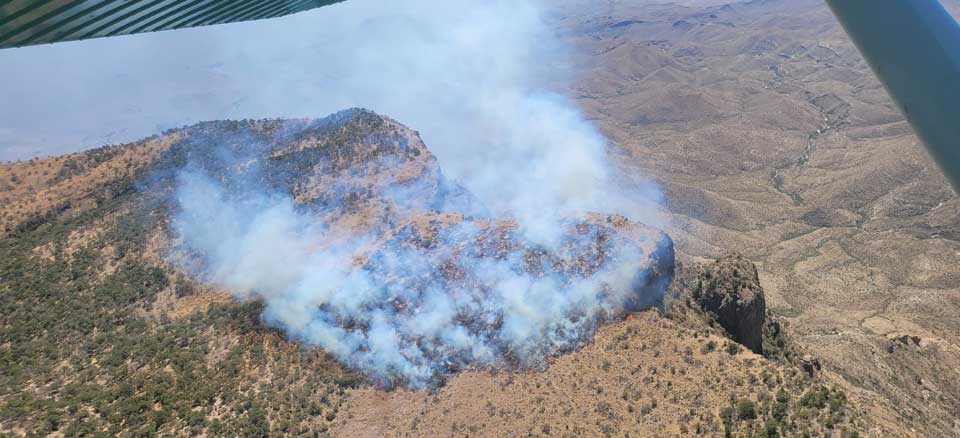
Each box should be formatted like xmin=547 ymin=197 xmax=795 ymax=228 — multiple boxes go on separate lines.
xmin=169 ymin=0 xmax=665 ymax=387
xmin=173 ymin=165 xmax=658 ymax=387
xmin=204 ymin=0 xmax=664 ymax=243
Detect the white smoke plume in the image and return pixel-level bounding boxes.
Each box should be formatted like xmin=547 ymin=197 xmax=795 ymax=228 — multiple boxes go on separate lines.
xmin=209 ymin=0 xmax=664 ymax=243
xmin=168 ymin=0 xmax=666 ymax=387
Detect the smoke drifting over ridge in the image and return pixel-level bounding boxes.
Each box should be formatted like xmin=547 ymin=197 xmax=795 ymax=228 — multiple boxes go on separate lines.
xmin=253 ymin=0 xmax=665 ymax=240
xmin=167 ymin=0 xmax=666 ymax=387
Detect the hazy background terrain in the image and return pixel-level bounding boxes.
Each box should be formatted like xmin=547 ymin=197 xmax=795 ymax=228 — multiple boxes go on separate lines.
xmin=3 ymin=0 xmax=960 ymax=435
xmin=1 ymin=0 xmax=370 ymax=161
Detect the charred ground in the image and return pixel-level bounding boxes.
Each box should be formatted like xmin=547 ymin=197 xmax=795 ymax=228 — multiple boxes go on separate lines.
xmin=4 ymin=0 xmax=956 ymax=435
xmin=0 ymin=109 xmax=858 ymax=437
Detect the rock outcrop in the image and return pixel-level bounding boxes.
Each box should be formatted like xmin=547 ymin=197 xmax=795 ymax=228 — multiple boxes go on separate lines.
xmin=692 ymin=254 xmax=766 ymax=354
xmin=801 ymin=354 xmax=822 ymax=378
xmin=0 ymin=107 xmax=681 ymax=435
xmin=163 ymin=108 xmax=676 ymax=381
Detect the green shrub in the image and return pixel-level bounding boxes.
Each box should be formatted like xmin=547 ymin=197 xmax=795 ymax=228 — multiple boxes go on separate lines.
xmin=737 ymin=399 xmax=757 ymax=420
xmin=800 ymin=387 xmax=830 ymax=410
xmin=765 ymin=418 xmax=780 ymax=437
xmin=720 ymin=406 xmax=736 ymax=425
xmin=726 ymin=342 xmax=742 ymax=355
xmin=702 ymin=340 xmax=718 ymax=354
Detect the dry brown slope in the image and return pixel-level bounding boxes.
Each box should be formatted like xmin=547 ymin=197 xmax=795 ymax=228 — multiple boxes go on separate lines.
xmin=333 ymin=311 xmax=861 ymax=438
xmin=2 ymin=107 xmax=870 ymax=437
xmin=0 ymin=134 xmax=177 ymax=237
xmin=553 ymin=0 xmax=960 ymax=435
xmin=0 ymin=111 xmax=454 ymax=437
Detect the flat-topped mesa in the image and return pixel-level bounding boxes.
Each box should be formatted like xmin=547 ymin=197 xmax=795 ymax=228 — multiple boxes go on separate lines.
xmin=338 ymin=211 xmax=675 ymax=379
xmin=160 ymin=108 xmax=674 ymax=385
xmin=160 ymin=109 xmax=479 ymax=234
xmin=367 ymin=211 xmax=674 ymax=310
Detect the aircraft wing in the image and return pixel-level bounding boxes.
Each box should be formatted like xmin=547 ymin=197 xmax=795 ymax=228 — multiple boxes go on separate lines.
xmin=0 ymin=0 xmax=345 ymax=49
xmin=827 ymin=0 xmax=960 ymax=192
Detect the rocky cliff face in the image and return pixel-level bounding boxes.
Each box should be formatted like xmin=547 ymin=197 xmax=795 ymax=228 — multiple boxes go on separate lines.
xmin=0 ymin=107 xmax=676 ymax=433
xmin=559 ymin=0 xmax=960 ymax=433
xmin=0 ymin=108 xmax=866 ymax=437
xmin=691 ymin=254 xmax=767 ymax=354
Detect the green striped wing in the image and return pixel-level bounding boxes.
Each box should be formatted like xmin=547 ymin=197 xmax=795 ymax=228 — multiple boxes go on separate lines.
xmin=0 ymin=0 xmax=346 ymax=49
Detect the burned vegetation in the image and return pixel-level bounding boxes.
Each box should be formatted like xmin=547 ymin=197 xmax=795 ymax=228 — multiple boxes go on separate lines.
xmin=0 ymin=109 xmax=676 ymax=436
xmin=1 ymin=109 xmax=862 ymax=437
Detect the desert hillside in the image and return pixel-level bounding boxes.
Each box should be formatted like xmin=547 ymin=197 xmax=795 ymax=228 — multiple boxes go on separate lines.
xmin=1 ymin=109 xmax=865 ymax=437
xmin=2 ymin=0 xmax=959 ymax=437
xmin=553 ymin=0 xmax=960 ymax=435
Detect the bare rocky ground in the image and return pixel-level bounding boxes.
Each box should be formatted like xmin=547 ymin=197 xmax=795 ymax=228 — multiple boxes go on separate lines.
xmin=332 ymin=311 xmax=849 ymax=437
xmin=2 ymin=1 xmax=959 ymax=436
xmin=0 ymin=109 xmax=861 ymax=437
xmin=550 ymin=0 xmax=960 ymax=435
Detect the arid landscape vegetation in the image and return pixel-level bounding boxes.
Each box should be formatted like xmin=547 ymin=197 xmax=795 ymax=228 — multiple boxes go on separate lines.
xmin=554 ymin=0 xmax=960 ymax=435
xmin=0 ymin=109 xmax=860 ymax=438
xmin=1 ymin=0 xmax=959 ymax=437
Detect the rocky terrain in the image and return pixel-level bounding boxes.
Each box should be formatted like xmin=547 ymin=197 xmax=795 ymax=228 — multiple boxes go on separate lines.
xmin=336 ymin=252 xmax=862 ymax=437
xmin=0 ymin=108 xmax=861 ymax=437
xmin=551 ymin=0 xmax=960 ymax=435
xmin=690 ymin=254 xmax=767 ymax=354
xmin=333 ymin=311 xmax=852 ymax=438
xmin=3 ymin=0 xmax=959 ymax=436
